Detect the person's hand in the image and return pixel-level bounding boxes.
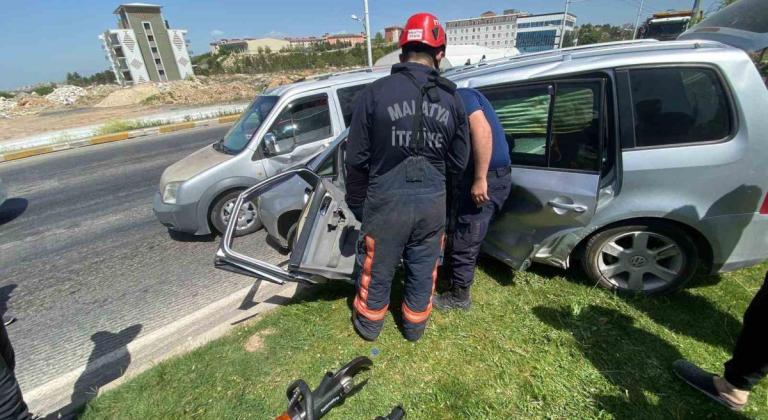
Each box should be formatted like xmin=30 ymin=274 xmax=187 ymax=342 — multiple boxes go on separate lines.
xmin=471 ymin=178 xmax=489 ymax=206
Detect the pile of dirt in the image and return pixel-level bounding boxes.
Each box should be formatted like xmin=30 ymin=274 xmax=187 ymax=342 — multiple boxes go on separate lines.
xmin=45 ymin=85 xmax=87 ymax=105
xmin=10 ymin=95 xmax=55 ymax=116
xmin=94 ymin=84 xmax=161 ymax=108
xmin=0 ymin=98 xmax=16 ymax=119
xmin=75 ymin=84 xmax=122 ymax=107
xmin=0 ymin=68 xmax=347 ymax=119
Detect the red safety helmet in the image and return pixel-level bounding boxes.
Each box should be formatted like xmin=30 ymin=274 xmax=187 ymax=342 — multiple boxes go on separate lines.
xmin=398 ymin=12 xmax=446 ymax=48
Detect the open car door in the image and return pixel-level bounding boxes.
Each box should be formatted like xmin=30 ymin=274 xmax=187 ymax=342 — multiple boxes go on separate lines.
xmin=215 ymin=137 xmax=359 ymax=285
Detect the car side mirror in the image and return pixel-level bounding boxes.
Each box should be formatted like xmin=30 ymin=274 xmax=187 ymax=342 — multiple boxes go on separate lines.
xmin=264 ymin=132 xmax=296 ymax=156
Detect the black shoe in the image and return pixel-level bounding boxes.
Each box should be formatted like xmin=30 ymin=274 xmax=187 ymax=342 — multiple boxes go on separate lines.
xmin=432 ymin=286 xmax=471 ymax=311
xmin=402 ymin=324 xmax=426 ymax=342
xmin=672 ymin=360 xmax=745 ymax=411
xmin=352 ymin=315 xmax=381 ymax=342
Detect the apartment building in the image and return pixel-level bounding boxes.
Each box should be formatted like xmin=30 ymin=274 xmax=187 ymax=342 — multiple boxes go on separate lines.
xmin=99 ymin=3 xmax=193 ymax=85
xmin=210 ymin=37 xmax=291 ymax=54
xmin=446 ymin=10 xmax=576 ymax=53
xmin=384 ymin=26 xmax=403 ymax=43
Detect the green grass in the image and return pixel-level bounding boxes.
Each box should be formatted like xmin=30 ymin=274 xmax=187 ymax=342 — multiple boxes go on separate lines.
xmin=96 ymin=119 xmax=170 ymax=135
xmin=81 ymin=261 xmax=767 ymax=419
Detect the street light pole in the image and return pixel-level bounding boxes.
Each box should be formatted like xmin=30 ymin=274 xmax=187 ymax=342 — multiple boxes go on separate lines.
xmin=632 ymin=0 xmax=646 ymax=40
xmin=363 ymin=0 xmax=373 ymax=68
xmin=559 ymin=0 xmax=570 ymax=48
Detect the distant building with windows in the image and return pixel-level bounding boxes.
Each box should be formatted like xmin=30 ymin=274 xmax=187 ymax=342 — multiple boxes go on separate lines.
xmin=285 ymin=36 xmax=325 ymax=49
xmin=445 ymin=10 xmax=576 ymax=53
xmin=99 ymin=3 xmax=193 ymax=85
xmin=209 ymin=37 xmax=291 ymax=54
xmin=384 ymin=26 xmax=403 ymax=43
xmin=325 ymin=33 xmax=366 ymax=46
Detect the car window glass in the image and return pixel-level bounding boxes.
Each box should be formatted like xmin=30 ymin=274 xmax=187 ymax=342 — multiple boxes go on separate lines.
xmin=629 ymin=68 xmax=731 ymax=147
xmin=337 ymin=84 xmax=369 ymax=127
xmin=755 ymin=49 xmax=768 ymax=87
xmin=222 ymin=95 xmax=278 ymax=153
xmin=550 ymin=82 xmax=601 ymax=172
xmin=316 ymin=148 xmax=337 ymax=177
xmin=484 ymin=85 xmax=552 ymax=168
xmin=266 ymin=94 xmax=332 ymax=150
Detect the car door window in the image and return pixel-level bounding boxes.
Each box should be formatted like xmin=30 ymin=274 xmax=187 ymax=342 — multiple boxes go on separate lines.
xmin=482 ymin=80 xmax=604 ymax=173
xmin=337 ymin=84 xmax=369 ymax=127
xmin=629 ymin=68 xmax=732 ymax=147
xmin=550 ymin=82 xmax=602 ymax=172
xmin=484 ymin=85 xmax=552 ymax=168
xmin=266 ymin=94 xmax=332 ymax=151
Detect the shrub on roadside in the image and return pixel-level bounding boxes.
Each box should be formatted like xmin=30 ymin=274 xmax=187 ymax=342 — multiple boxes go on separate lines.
xmin=32 ymin=85 xmax=55 ymax=96
xmin=0 ymin=91 xmax=13 ymax=99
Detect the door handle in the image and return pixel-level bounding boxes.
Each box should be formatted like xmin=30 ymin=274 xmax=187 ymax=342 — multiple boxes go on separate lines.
xmin=547 ymin=200 xmax=587 ymax=213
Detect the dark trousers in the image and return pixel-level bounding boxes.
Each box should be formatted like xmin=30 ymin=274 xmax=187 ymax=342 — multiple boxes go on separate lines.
xmin=0 ymin=324 xmax=30 ymax=420
xmin=353 ymin=158 xmax=446 ymax=339
xmin=723 ymin=271 xmax=768 ymax=390
xmin=448 ymin=168 xmax=512 ymax=288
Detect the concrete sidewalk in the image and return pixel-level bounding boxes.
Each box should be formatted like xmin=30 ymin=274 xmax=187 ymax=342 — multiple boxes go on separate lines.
xmin=0 ymin=102 xmax=248 ymax=162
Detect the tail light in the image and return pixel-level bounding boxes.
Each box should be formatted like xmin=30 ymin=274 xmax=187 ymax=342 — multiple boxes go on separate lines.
xmin=760 ymin=192 xmax=768 ymax=215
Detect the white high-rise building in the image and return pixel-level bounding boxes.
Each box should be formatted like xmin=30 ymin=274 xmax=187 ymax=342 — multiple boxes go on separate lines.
xmin=446 ymin=10 xmax=576 ymax=53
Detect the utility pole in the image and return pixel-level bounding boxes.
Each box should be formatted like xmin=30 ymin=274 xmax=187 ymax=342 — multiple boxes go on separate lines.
xmin=363 ymin=0 xmax=373 ymax=68
xmin=632 ymin=0 xmax=646 ymax=40
xmin=559 ymin=0 xmax=571 ymax=48
xmin=690 ymin=0 xmax=702 ymax=27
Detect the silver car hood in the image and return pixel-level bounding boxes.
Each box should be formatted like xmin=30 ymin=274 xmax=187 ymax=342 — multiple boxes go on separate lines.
xmin=160 ymin=144 xmax=233 ymax=186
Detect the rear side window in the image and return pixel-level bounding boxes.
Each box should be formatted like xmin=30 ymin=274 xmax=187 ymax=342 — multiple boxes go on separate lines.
xmin=337 ymin=84 xmax=369 ymax=127
xmin=629 ymin=68 xmax=732 ymax=147
xmin=482 ymin=80 xmax=603 ymax=172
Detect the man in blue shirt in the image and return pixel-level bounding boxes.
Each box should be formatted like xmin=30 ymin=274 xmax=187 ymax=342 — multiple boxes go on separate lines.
xmin=433 ymin=87 xmax=512 ymax=310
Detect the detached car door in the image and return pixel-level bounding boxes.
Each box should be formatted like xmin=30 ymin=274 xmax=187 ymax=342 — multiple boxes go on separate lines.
xmin=477 ymin=79 xmax=606 ymax=270
xmin=216 ymin=137 xmax=359 ymax=284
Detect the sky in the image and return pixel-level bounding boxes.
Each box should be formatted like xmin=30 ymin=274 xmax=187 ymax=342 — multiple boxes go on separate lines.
xmin=0 ymin=0 xmax=722 ymax=90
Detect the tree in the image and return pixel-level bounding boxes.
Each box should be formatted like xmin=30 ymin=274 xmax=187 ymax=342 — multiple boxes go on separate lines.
xmin=573 ymin=23 xmax=632 ymax=46
xmin=373 ymin=32 xmax=385 ymax=45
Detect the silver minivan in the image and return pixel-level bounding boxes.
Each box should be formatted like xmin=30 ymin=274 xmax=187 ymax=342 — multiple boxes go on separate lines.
xmin=153 ymin=69 xmax=387 ymax=236
xmin=216 ymin=31 xmax=768 ymax=296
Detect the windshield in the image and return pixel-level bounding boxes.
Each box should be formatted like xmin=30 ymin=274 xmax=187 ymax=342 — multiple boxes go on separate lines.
xmin=696 ymin=0 xmax=767 ymax=34
xmin=220 ymin=95 xmax=279 ymax=154
xmin=646 ymin=21 xmax=689 ymax=40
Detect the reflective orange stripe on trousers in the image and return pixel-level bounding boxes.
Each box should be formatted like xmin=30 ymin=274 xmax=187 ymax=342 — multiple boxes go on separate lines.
xmin=353 ymin=235 xmax=388 ymax=321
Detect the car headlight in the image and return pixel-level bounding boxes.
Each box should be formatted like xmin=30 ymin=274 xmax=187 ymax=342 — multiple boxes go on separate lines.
xmin=162 ymin=182 xmax=182 ymax=204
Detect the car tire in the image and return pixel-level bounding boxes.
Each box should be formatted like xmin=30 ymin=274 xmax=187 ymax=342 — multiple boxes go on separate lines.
xmin=581 ymin=221 xmax=699 ymax=295
xmin=210 ymin=190 xmax=262 ymax=237
xmin=285 ymin=223 xmax=298 ymax=251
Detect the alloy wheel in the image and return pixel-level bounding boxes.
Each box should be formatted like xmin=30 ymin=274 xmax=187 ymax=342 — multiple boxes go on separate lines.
xmin=221 ymin=199 xmax=257 ymax=231
xmin=596 ymin=231 xmax=685 ymax=293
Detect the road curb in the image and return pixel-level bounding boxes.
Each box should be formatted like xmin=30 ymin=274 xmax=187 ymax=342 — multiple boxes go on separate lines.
xmin=23 ymin=281 xmax=298 ymax=417
xmin=0 ymin=115 xmax=240 ymax=163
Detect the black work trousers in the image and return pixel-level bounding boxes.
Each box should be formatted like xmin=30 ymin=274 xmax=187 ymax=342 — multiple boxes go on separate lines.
xmin=723 ymin=271 xmax=768 ymax=390
xmin=0 ymin=323 xmax=30 ymax=420
xmin=353 ymin=157 xmax=446 ymax=340
xmin=448 ymin=167 xmax=512 ymax=288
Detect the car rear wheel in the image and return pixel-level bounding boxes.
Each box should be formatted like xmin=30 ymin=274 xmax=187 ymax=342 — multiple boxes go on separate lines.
xmin=581 ymin=221 xmax=698 ymax=295
xmin=210 ymin=190 xmax=262 ymax=237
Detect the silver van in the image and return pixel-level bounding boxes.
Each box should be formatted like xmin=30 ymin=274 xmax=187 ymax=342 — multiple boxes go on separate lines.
xmin=217 ymin=33 xmax=768 ymax=295
xmin=153 ymin=69 xmax=387 ymax=236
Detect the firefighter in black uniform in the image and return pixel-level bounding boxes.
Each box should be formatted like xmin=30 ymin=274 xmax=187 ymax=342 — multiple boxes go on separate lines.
xmin=344 ymin=13 xmax=470 ymax=342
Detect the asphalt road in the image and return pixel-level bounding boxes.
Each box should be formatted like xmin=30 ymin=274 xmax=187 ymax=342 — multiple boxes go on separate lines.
xmin=0 ymin=126 xmax=285 ymax=397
